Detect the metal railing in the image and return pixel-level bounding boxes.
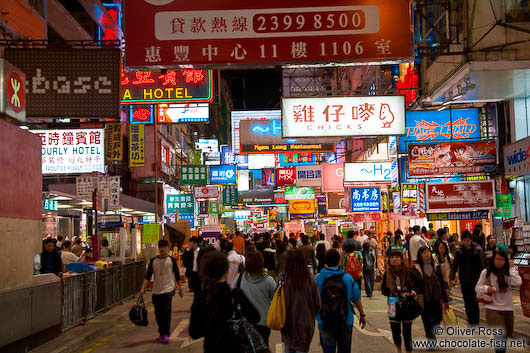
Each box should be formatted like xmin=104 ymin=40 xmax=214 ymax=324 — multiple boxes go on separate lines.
xmin=61 ymin=260 xmax=145 ymax=330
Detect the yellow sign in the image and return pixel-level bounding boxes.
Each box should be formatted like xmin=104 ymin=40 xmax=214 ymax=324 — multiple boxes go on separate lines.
xmin=143 ymin=224 xmax=160 ymax=244
xmin=289 ymin=199 xmax=316 ymax=214
xmin=129 ymin=124 xmax=145 ymax=167
xmin=106 ymin=123 xmax=123 ymax=163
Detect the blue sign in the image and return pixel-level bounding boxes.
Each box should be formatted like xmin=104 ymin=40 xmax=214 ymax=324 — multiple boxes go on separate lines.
xmin=178 ymin=213 xmax=195 ymax=228
xmin=209 ymin=165 xmax=237 ymax=184
xmin=220 ymin=145 xmax=248 ymax=169
xmin=129 ymin=105 xmax=154 ymax=124
xmin=400 ymin=109 xmax=480 ymax=152
xmin=350 ymin=187 xmax=381 ymax=212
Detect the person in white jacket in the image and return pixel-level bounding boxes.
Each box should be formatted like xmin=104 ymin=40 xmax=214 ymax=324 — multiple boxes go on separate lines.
xmin=475 ymin=244 xmax=521 ymax=353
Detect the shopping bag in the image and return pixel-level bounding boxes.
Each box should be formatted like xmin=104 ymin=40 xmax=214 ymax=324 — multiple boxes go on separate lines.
xmin=443 ymin=305 xmax=458 ymax=326
xmin=129 ymin=296 xmax=148 ymax=326
xmin=266 ymin=278 xmax=286 ymax=330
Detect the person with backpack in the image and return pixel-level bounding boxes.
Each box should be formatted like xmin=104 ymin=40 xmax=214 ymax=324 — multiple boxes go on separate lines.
xmin=381 ymin=246 xmax=417 ymax=353
xmin=280 ymin=249 xmax=321 ymax=353
xmin=316 ymin=249 xmax=366 ymax=353
xmin=343 ymin=241 xmax=363 ymax=292
xmin=362 ymin=242 xmax=376 ymax=297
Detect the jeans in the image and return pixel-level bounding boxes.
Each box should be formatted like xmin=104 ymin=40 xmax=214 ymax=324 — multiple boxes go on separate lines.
xmin=255 ymin=325 xmax=271 ymax=347
xmin=284 ymin=345 xmax=306 ymax=353
xmin=461 ymin=282 xmax=480 ymax=325
xmin=152 ymin=291 xmax=174 ymax=336
xmin=318 ymin=325 xmax=353 ymax=353
xmin=421 ymin=300 xmax=442 ymax=341
xmin=363 ymin=269 xmax=375 ymax=297
xmin=390 ymin=321 xmax=413 ymax=352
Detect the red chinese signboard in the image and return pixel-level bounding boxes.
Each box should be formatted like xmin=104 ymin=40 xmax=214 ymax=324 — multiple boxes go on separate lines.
xmin=123 ymin=0 xmax=412 ymax=67
xmin=426 ymin=180 xmax=496 ymax=212
xmin=409 ymin=141 xmax=497 ymax=177
xmin=351 ymin=213 xmax=381 ymax=223
xmin=276 ymin=167 xmax=296 ymax=186
xmin=121 ymin=69 xmax=212 ymax=104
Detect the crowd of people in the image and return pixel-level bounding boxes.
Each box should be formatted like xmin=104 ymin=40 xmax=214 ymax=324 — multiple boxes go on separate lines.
xmin=139 ymin=222 xmax=522 ymax=353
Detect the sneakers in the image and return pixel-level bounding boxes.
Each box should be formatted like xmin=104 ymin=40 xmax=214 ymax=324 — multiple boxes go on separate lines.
xmin=156 ymin=336 xmax=164 ymax=343
xmin=161 ymin=335 xmax=170 ymax=344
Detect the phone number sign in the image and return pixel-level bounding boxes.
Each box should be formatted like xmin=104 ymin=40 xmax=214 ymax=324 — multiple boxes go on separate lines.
xmin=123 ymin=0 xmax=412 ymax=66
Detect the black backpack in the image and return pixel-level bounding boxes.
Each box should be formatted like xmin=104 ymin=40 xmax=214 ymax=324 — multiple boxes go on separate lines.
xmin=320 ymin=273 xmax=349 ymax=330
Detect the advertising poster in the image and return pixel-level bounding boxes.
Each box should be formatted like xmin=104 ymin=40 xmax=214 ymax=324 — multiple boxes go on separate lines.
xmin=427 ymin=210 xmax=489 ymax=221
xmin=350 ymin=187 xmax=381 ymax=212
xmin=285 ymin=186 xmax=315 ymax=200
xmin=408 ymin=140 xmax=496 ymax=177
xmin=295 ymin=165 xmax=322 ymax=187
xmin=494 ymin=194 xmax=512 ymax=218
xmin=401 ymin=183 xmax=419 ymax=217
xmin=504 ymin=135 xmax=530 ymax=177
xmin=194 ymin=186 xmax=220 ymax=199
xmin=276 ymin=167 xmax=296 ymax=186
xmin=209 ymin=165 xmax=237 ymax=184
xmin=322 ymin=163 xmax=344 ymax=192
xmin=158 ymin=103 xmax=209 ymax=123
xmin=426 ymin=180 xmax=495 ymax=212
xmin=238 ymin=188 xmax=275 ymax=204
xmin=261 ymin=168 xmax=275 ymax=187
xmin=289 ymin=199 xmax=316 ymax=220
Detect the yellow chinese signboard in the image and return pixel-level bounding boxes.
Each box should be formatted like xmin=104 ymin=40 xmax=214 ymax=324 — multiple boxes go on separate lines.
xmin=106 ymin=123 xmax=123 ymax=163
xmin=129 ymin=124 xmax=145 ymax=167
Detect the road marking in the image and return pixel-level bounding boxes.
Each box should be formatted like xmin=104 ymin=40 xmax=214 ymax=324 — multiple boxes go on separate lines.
xmin=275 ymin=343 xmax=283 ymax=353
xmin=82 ymin=326 xmax=126 ymax=353
xmin=169 ymin=319 xmax=189 ymax=340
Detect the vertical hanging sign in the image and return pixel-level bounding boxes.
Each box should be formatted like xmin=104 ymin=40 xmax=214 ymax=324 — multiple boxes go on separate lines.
xmin=106 ymin=123 xmax=123 ymax=163
xmin=129 ymin=124 xmax=145 ymax=167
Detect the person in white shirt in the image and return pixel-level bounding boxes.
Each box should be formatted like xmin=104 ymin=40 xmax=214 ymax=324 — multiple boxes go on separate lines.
xmin=409 ymin=226 xmax=426 ymax=263
xmin=475 ymin=244 xmax=521 ymax=353
xmin=140 ymin=239 xmax=183 ymax=344
xmin=226 ymin=242 xmax=245 ymax=286
xmin=356 ymin=229 xmax=369 ymax=245
xmin=61 ymin=240 xmax=84 ymax=264
xmin=315 ymin=233 xmax=331 ymax=251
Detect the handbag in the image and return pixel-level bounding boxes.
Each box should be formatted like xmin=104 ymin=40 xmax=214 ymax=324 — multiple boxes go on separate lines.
xmin=229 ymin=272 xmax=270 ymax=353
xmin=266 ymin=276 xmax=286 ymax=330
xmin=443 ymin=304 xmax=458 ymax=326
xmin=396 ymin=294 xmax=422 ymax=321
xmin=476 ymin=275 xmax=493 ymax=304
xmin=129 ymin=296 xmax=148 ymax=326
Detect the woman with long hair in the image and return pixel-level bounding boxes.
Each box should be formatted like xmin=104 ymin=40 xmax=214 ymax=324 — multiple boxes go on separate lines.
xmin=475 ymin=245 xmax=521 ymax=353
xmin=381 ymin=246 xmax=416 ymax=353
xmin=316 ymin=242 xmax=327 ymax=273
xmin=411 ymin=246 xmax=448 ymax=345
xmin=280 ymin=249 xmax=321 ymax=353
xmin=434 ymin=241 xmax=453 ymax=293
xmin=189 ymin=251 xmax=240 ymax=352
xmin=232 ymin=251 xmax=276 ymax=347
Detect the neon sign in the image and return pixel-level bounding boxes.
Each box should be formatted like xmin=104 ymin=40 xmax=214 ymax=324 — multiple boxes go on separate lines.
xmin=129 ymin=105 xmax=154 ymax=124
xmin=97 ymin=3 xmax=121 ymax=41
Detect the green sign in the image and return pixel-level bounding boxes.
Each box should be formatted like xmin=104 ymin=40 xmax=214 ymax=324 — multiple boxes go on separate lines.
xmin=209 ymin=201 xmax=219 ymax=214
xmin=284 ymin=186 xmax=315 ymax=200
xmin=43 ymin=199 xmax=58 ymax=212
xmin=180 ymin=165 xmax=207 ymax=185
xmin=166 ymin=194 xmax=194 ymax=214
xmin=222 ymin=185 xmax=238 ymax=205
xmin=495 ymin=194 xmax=512 ymax=218
xmin=143 ymin=223 xmax=160 ymax=244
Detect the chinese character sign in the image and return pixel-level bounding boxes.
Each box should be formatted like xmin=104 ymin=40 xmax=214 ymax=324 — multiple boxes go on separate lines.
xmin=494 ymin=194 xmax=512 ymax=218
xmin=426 ymin=180 xmax=496 ymax=212
xmin=276 ymin=167 xmax=296 ymax=186
xmin=106 ymin=123 xmax=123 ymax=163
xmin=194 ymin=186 xmax=220 ymax=199
xmin=43 ymin=199 xmax=58 ymax=212
xmin=222 ymin=185 xmax=238 ymax=205
xmin=108 ymin=176 xmax=121 ymax=211
xmin=180 ymin=165 xmax=208 ymax=185
xmin=76 ymin=176 xmax=96 ymax=199
xmin=401 ymin=183 xmax=419 ymax=217
xmin=282 ymin=96 xmax=405 ymax=138
xmin=31 ymin=129 xmax=105 ymax=174
xmin=209 ymin=165 xmax=237 ymax=184
xmin=167 ymin=194 xmax=194 ymax=214
xmin=285 ymin=186 xmax=315 ymax=200
xmin=123 ymin=0 xmax=412 ymax=66
xmin=129 ymin=124 xmax=145 ymax=167
xmin=178 ymin=213 xmax=195 ymax=228
xmin=295 ymin=165 xmax=322 ymax=187
xmin=350 ymin=187 xmax=381 ymax=212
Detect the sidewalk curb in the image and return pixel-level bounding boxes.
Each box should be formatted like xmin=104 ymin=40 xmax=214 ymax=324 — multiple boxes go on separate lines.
xmin=451 ymin=306 xmax=530 ymax=343
xmin=30 ymin=295 xmax=151 ymax=353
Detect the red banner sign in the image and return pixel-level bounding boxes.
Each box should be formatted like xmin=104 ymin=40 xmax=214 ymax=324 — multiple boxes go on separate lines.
xmin=426 ymin=180 xmax=496 ymax=212
xmin=409 ymin=141 xmax=497 ymax=177
xmin=123 ymin=0 xmax=412 ymax=67
xmin=276 ymin=167 xmax=296 ymax=186
xmin=351 ymin=212 xmax=381 ymax=223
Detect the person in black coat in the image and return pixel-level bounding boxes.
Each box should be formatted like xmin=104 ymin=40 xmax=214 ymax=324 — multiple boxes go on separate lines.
xmin=40 ymin=238 xmax=63 ymax=275
xmin=411 ymin=246 xmax=448 ymax=345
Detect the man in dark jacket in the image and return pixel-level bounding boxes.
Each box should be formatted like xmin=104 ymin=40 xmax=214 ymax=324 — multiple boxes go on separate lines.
xmin=41 ymin=238 xmax=63 ymax=275
xmin=298 ymin=234 xmax=318 ymax=274
xmin=450 ymin=230 xmax=484 ymax=325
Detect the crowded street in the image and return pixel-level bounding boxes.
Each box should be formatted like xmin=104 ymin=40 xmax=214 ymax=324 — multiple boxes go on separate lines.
xmin=2 ymin=0 xmax=530 ymax=353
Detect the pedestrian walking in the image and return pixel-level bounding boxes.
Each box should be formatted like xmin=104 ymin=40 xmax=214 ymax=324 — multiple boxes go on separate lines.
xmin=298 ymin=234 xmax=318 ymax=274
xmin=280 ymin=249 xmax=321 ymax=353
xmin=450 ymin=230 xmax=484 ymax=325
xmin=362 ymin=242 xmax=376 ymax=297
xmin=139 ymin=239 xmax=183 ymax=344
xmin=475 ymin=244 xmax=521 ymax=353
xmin=344 ymin=241 xmax=363 ymax=291
xmin=187 ymin=237 xmax=203 ymax=294
xmin=434 ymin=240 xmax=453 ymax=293
xmin=275 ymin=242 xmax=288 ymax=276
xmin=381 ymin=246 xmax=416 ymax=353
xmin=316 ymin=249 xmax=366 ymax=353
xmin=315 ymin=233 xmax=331 ymax=251
xmin=232 ymin=250 xmax=276 ymax=347
xmin=409 ymin=226 xmax=426 ymax=264
xmin=412 ymin=246 xmax=448 ymax=345
xmin=189 ymin=251 xmax=241 ymax=352
xmin=232 ymin=230 xmax=245 ymax=255
xmin=226 ymin=242 xmax=245 ymax=286
xmin=316 ymin=242 xmax=327 ymax=273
